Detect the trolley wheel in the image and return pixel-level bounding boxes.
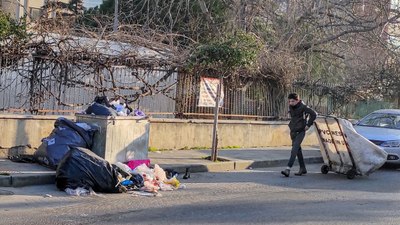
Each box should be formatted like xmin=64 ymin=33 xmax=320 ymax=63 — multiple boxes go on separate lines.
xmin=321 ymin=165 xmax=329 ymax=174
xmin=346 ymin=169 xmax=356 ymax=180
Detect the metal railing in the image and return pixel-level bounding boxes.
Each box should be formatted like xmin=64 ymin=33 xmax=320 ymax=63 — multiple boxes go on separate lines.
xmin=1 ymin=56 xmax=334 ymax=119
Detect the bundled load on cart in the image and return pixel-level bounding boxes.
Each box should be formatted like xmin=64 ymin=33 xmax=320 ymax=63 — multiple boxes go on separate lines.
xmin=314 ymin=116 xmax=388 ymax=179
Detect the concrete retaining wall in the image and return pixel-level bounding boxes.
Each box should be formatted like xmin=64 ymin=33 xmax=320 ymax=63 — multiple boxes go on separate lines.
xmin=149 ymin=119 xmax=318 ymax=150
xmin=0 ymin=115 xmax=319 ymax=157
xmin=0 ymin=115 xmax=73 ymax=148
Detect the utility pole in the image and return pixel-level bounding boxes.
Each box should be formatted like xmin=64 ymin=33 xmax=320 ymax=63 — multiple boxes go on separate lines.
xmin=113 ymin=0 xmax=119 ymax=32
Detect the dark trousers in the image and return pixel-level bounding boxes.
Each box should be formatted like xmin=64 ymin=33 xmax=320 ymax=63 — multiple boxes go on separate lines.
xmin=287 ymin=131 xmax=306 ymax=168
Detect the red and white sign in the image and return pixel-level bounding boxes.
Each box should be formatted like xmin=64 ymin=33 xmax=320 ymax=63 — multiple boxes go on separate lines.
xmin=198 ymin=77 xmax=224 ymax=107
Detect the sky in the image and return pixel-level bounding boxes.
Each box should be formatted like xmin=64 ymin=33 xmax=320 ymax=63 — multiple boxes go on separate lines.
xmin=83 ymin=0 xmax=103 ymax=9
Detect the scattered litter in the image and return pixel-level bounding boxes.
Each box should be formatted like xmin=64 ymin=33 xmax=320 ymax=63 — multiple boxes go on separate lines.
xmin=64 ymin=187 xmax=100 ymax=196
xmin=133 ymin=109 xmax=146 ymax=118
xmin=127 ymin=159 xmax=150 ymax=170
xmin=154 ymin=164 xmax=167 ymax=182
xmin=130 ymin=191 xmax=162 ymax=197
xmin=164 ymin=177 xmax=180 ymax=189
xmin=44 ymin=194 xmax=53 ymax=198
xmin=115 ymin=162 xmax=132 ymax=175
xmin=65 ymin=187 xmax=90 ymax=196
xmin=159 ymin=182 xmax=174 ymax=191
xmin=165 ymin=169 xmax=179 ymax=179
xmin=183 ymin=167 xmax=191 ymax=179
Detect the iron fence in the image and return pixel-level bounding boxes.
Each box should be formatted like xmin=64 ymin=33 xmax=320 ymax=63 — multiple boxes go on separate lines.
xmin=0 ymin=55 xmax=177 ymax=117
xmin=0 ymin=55 xmax=337 ymax=119
xmin=175 ymin=73 xmax=333 ymax=119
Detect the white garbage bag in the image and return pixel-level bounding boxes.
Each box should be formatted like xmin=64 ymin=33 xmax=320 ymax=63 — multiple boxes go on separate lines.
xmin=339 ymin=119 xmax=387 ymax=175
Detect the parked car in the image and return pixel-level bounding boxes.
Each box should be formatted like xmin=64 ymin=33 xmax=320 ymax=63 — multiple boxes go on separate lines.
xmin=353 ymin=109 xmax=400 ymax=164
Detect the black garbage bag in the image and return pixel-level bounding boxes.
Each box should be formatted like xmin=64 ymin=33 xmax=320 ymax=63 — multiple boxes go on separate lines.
xmin=35 ymin=117 xmax=96 ymax=169
xmin=56 ymin=147 xmax=122 ymax=193
xmin=85 ymin=102 xmax=118 ymax=116
xmin=129 ymin=173 xmax=144 ymax=188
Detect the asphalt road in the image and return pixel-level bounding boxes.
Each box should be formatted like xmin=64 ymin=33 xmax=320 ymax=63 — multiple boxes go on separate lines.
xmin=1 ymin=164 xmax=400 ymax=225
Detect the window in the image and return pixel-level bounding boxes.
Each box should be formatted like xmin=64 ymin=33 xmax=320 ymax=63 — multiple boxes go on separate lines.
xmin=358 ymin=113 xmax=400 ymax=129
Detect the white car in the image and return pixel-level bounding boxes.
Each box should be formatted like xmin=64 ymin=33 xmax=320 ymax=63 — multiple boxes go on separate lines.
xmin=353 ymin=109 xmax=400 ymax=164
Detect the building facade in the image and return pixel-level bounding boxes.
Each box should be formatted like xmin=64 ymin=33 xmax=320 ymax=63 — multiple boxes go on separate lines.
xmin=0 ymin=0 xmax=73 ymax=21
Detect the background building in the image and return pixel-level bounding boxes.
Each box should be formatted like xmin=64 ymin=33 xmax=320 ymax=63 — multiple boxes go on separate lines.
xmin=0 ymin=0 xmax=75 ymax=21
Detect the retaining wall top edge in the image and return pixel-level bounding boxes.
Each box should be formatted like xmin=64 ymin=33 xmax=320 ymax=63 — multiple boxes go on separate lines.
xmin=75 ymin=114 xmax=149 ymax=121
xmin=0 ymin=114 xmax=74 ymax=120
xmin=149 ymin=118 xmax=289 ymax=125
xmin=0 ymin=114 xmax=289 ymax=125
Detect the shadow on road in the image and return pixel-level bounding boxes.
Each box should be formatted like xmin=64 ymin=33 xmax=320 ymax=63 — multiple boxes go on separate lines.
xmin=186 ymin=164 xmax=400 ymax=194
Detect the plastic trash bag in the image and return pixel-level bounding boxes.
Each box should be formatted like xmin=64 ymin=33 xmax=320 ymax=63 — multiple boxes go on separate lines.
xmin=164 ymin=177 xmax=180 ymax=189
xmin=133 ymin=109 xmax=146 ymax=117
xmin=35 ymin=118 xmax=97 ymax=169
xmin=127 ymin=159 xmax=151 ymax=170
xmin=85 ymin=102 xmax=118 ymax=116
xmin=133 ymin=164 xmax=155 ymax=180
xmin=56 ymin=147 xmax=123 ymax=193
xmin=129 ymin=173 xmax=144 ymax=188
xmin=132 ymin=164 xmax=159 ymax=192
xmin=339 ymin=119 xmax=388 ymax=175
xmin=159 ymin=182 xmax=174 ymax=191
xmin=114 ymin=162 xmax=132 ymax=175
xmin=154 ymin=164 xmax=167 ymax=182
xmin=64 ymin=187 xmax=96 ymax=196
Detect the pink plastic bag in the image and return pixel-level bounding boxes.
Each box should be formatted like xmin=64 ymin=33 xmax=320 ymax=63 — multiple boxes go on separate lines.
xmin=127 ymin=159 xmax=151 ymax=170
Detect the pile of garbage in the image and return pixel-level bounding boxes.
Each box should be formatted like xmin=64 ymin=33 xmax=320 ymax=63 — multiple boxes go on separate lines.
xmin=55 ymin=147 xmax=183 ymax=196
xmin=84 ymin=96 xmax=145 ymax=117
xmin=28 ymin=114 xmax=182 ymax=197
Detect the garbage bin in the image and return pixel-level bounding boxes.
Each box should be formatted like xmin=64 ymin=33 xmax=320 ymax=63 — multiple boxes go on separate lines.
xmin=75 ymin=114 xmax=150 ymax=164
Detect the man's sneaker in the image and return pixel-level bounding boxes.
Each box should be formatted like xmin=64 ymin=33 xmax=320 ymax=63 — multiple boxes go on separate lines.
xmin=295 ymin=168 xmax=307 ymax=176
xmin=281 ymin=169 xmax=290 ymax=177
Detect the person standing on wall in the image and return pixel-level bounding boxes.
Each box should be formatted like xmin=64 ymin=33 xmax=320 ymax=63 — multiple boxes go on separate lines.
xmin=281 ymin=93 xmax=317 ymax=177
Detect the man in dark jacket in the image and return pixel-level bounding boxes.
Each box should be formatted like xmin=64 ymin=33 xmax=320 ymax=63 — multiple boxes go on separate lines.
xmin=281 ymin=93 xmax=317 ymax=177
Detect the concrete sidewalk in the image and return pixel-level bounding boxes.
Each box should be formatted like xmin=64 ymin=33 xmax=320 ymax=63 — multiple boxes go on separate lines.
xmin=150 ymin=147 xmax=322 ymax=173
xmin=0 ymin=146 xmax=323 ymax=187
xmin=0 ymin=159 xmax=55 ymax=187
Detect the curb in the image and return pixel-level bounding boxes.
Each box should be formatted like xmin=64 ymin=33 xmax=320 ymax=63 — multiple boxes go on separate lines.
xmin=0 ymin=173 xmax=55 ymax=187
xmin=161 ymin=156 xmax=323 ymax=173
xmin=0 ymin=157 xmax=323 ymax=187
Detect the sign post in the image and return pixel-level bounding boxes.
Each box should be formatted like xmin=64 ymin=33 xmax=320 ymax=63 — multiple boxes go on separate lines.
xmin=210 ymin=76 xmax=223 ymax=162
xmin=198 ymin=76 xmax=224 ymax=162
